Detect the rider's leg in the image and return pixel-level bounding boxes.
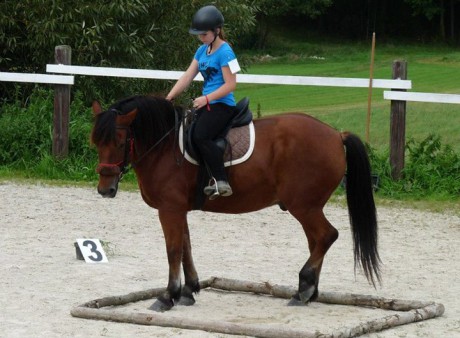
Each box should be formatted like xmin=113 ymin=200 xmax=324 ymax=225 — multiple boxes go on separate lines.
xmin=192 ymin=103 xmax=235 ymax=197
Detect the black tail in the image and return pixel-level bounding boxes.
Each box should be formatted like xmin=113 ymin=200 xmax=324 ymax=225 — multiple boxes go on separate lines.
xmin=343 ymin=133 xmax=381 ymax=286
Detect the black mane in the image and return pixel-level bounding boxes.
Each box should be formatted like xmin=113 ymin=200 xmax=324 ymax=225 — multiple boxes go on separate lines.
xmin=92 ymin=95 xmax=180 ymax=149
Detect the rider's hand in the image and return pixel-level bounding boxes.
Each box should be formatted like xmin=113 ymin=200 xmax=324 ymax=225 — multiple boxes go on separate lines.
xmin=193 ymin=96 xmax=208 ymax=110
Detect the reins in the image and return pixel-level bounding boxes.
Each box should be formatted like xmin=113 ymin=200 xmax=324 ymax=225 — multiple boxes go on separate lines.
xmin=172 ymin=107 xmax=196 ymax=166
xmin=131 ymin=124 xmax=176 ymax=168
xmin=134 ymin=107 xmax=188 ymax=168
xmin=97 ymin=107 xmax=183 ymax=180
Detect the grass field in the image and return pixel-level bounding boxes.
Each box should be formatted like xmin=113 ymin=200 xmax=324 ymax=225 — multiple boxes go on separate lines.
xmin=235 ymin=39 xmax=460 ymax=152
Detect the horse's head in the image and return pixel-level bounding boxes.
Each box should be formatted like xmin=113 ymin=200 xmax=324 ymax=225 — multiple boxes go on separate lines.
xmin=91 ymin=101 xmax=138 ymax=198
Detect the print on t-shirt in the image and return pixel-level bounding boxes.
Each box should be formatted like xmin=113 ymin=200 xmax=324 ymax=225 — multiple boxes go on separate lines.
xmin=200 ymin=62 xmax=218 ymax=87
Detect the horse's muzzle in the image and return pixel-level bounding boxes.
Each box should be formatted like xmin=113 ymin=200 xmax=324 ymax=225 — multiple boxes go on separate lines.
xmin=97 ymin=180 xmax=119 ymax=198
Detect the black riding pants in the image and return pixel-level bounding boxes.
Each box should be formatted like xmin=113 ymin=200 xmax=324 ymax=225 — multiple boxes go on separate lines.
xmin=193 ymin=103 xmax=236 ymax=182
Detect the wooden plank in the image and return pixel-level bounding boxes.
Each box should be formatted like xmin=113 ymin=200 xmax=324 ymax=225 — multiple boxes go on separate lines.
xmin=384 ymin=90 xmax=460 ymax=104
xmin=390 ymin=61 xmax=408 ymax=180
xmin=0 ymin=71 xmax=74 ymax=85
xmin=52 ymin=45 xmax=72 ymax=159
xmin=70 ymin=276 xmax=445 ymax=338
xmin=238 ymin=74 xmax=411 ymax=89
xmin=47 ymin=64 xmax=187 ymax=81
xmin=46 ymin=64 xmax=412 ymax=89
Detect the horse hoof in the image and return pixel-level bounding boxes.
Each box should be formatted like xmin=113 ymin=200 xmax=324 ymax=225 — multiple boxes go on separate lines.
xmin=298 ymin=285 xmax=316 ymax=303
xmin=287 ymin=296 xmax=307 ymax=306
xmin=149 ymin=298 xmax=173 ymax=312
xmin=177 ymin=295 xmax=195 ymax=306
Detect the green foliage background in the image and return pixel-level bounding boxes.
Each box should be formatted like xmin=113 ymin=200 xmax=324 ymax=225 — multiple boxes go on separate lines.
xmin=0 ymin=0 xmax=256 ymax=103
xmin=0 ymin=88 xmax=97 ymax=181
xmin=0 ymin=0 xmax=459 ymax=203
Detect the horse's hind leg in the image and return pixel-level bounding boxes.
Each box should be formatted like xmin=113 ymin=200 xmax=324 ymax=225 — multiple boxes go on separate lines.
xmin=178 ymin=222 xmax=200 ymax=306
xmin=289 ymin=208 xmax=338 ymax=304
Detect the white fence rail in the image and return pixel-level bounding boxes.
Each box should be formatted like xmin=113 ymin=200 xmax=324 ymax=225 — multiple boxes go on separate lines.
xmin=9 ymin=60 xmax=459 ymax=177
xmin=384 ymin=90 xmax=460 ymax=104
xmin=5 ymin=49 xmax=457 ymax=179
xmin=0 ymin=71 xmax=74 ymax=85
xmin=46 ymin=64 xmax=412 ymax=89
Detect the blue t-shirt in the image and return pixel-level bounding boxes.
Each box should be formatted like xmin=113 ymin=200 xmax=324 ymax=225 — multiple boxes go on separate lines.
xmin=194 ymin=42 xmax=237 ymax=107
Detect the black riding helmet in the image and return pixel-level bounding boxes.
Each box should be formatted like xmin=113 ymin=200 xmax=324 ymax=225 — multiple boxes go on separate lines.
xmin=189 ymin=5 xmax=224 ymax=35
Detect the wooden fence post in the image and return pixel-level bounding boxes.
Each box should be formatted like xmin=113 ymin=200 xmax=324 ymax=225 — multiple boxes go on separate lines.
xmin=53 ymin=45 xmax=71 ymax=159
xmin=389 ymin=60 xmax=407 ymax=180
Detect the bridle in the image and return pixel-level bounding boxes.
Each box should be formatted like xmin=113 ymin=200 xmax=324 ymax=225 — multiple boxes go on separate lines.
xmin=95 ymin=109 xmax=180 ymax=180
xmin=96 ymin=126 xmax=134 ymax=180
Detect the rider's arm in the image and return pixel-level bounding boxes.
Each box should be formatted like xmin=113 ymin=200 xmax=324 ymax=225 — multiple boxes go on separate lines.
xmin=166 ymin=59 xmax=199 ymax=101
xmin=207 ymin=66 xmax=236 ymax=102
xmin=193 ymin=66 xmax=236 ymax=109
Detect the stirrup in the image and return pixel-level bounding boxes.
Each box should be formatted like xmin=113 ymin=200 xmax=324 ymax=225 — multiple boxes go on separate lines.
xmin=204 ymin=179 xmax=233 ymax=200
xmin=204 ymin=178 xmax=219 ymax=199
xmin=216 ymin=181 xmax=233 ymax=197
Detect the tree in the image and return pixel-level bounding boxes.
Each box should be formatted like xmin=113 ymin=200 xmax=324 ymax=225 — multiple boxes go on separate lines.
xmin=0 ymin=0 xmax=256 ymax=102
xmin=251 ymin=0 xmax=333 ymax=48
xmin=405 ymin=0 xmax=459 ymax=41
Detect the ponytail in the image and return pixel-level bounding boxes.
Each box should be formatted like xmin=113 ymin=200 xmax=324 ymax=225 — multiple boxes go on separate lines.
xmin=217 ymin=27 xmax=226 ymax=41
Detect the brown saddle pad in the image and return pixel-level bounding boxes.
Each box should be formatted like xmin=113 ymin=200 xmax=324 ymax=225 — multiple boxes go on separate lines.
xmin=179 ymin=122 xmax=255 ymax=167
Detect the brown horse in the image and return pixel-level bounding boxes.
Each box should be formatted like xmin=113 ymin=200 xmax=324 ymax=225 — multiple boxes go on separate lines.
xmin=91 ymin=95 xmax=380 ymax=312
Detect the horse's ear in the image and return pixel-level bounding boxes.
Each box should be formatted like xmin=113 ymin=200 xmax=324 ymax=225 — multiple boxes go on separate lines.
xmin=117 ymin=108 xmax=138 ymax=126
xmin=92 ymin=101 xmax=103 ymax=115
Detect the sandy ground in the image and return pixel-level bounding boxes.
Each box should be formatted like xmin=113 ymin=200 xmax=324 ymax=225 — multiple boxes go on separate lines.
xmin=1 ymin=181 xmax=459 ymax=338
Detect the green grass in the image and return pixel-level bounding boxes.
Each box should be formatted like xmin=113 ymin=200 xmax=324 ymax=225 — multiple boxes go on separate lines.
xmin=236 ymin=41 xmax=460 ymax=152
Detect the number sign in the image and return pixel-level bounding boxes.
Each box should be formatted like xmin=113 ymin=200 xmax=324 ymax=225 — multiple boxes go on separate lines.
xmin=76 ymin=239 xmax=108 ymax=263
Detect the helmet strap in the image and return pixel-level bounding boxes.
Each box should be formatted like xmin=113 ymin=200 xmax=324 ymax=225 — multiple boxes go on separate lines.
xmin=207 ymin=29 xmax=219 ymax=55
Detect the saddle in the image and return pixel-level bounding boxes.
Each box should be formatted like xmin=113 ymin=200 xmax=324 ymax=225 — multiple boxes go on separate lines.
xmin=179 ymin=97 xmax=255 ymax=167
xmin=178 ymin=97 xmax=255 ymax=210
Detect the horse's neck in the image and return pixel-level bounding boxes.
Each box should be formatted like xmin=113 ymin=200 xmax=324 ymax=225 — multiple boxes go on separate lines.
xmin=133 ymin=137 xmax=178 ymax=170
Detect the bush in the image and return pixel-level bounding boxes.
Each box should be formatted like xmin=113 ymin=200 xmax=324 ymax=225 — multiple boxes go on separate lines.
xmin=368 ymin=135 xmax=460 ymax=199
xmin=0 ymin=87 xmax=98 ymax=181
xmin=0 ymin=0 xmax=256 ymax=104
xmin=0 ymin=87 xmax=54 ymax=163
xmin=403 ymin=135 xmax=460 ymax=195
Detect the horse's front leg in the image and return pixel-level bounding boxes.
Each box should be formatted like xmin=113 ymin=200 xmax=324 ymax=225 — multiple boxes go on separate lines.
xmin=149 ymin=209 xmax=186 ymax=312
xmin=178 ymin=221 xmax=200 ymax=306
